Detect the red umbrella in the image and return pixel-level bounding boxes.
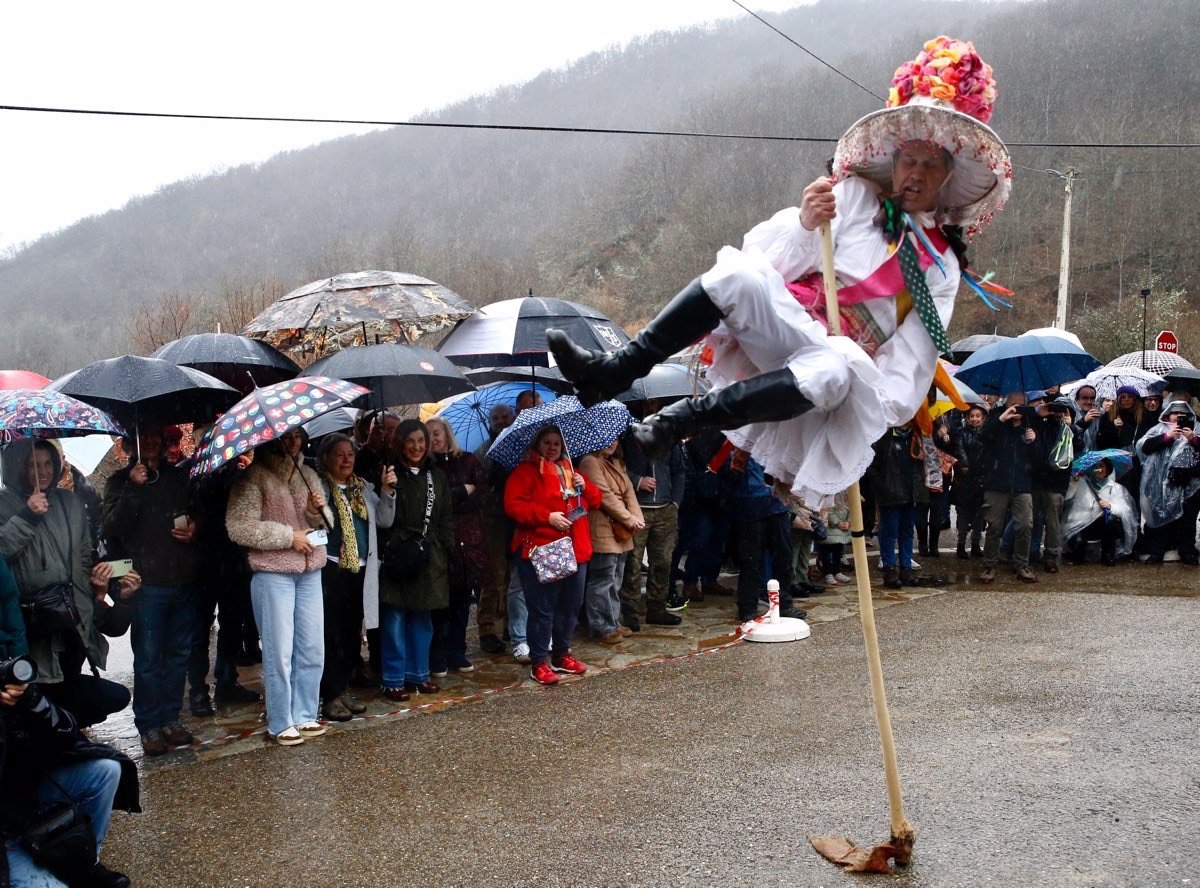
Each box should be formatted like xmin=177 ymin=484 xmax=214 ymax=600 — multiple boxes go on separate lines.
xmin=0 ymin=370 xmax=51 ymax=389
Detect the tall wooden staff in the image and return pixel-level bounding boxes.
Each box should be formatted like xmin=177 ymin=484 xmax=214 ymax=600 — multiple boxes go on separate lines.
xmin=815 ymin=222 xmax=916 ymax=867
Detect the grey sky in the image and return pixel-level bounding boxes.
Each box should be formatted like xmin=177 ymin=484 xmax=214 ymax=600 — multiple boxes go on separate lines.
xmin=2 ymin=1 xmax=801 ymax=252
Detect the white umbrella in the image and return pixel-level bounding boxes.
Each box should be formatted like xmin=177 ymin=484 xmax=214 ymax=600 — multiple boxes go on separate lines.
xmin=1082 ymin=366 xmax=1165 ymax=399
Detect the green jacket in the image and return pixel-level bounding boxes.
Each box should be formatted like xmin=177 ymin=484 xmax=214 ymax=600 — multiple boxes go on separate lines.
xmin=0 ymin=441 xmax=132 ymax=682
xmin=378 ymin=463 xmax=453 ymax=611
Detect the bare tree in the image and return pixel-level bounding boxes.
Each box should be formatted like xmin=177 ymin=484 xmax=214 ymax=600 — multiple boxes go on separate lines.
xmin=130 ymin=292 xmax=199 ymax=354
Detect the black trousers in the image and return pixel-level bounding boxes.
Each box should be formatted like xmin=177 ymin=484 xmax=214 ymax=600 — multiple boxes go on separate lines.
xmin=429 ymin=584 xmax=473 ymax=671
xmin=187 ymin=568 xmax=249 ymax=694
xmin=320 ymin=563 xmax=366 ymax=700
xmin=42 ymin=647 xmax=130 ymax=729
xmin=733 ymin=511 xmax=796 ymax=618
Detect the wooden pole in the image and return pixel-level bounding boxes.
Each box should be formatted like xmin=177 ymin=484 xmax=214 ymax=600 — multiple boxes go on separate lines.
xmin=819 ymin=222 xmax=915 ymax=859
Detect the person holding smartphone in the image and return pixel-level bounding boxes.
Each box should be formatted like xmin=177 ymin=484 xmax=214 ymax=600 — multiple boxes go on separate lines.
xmin=0 ymin=440 xmax=141 ymax=732
xmin=977 ymin=392 xmax=1039 ymax=584
xmin=103 ymin=425 xmax=201 ymax=757
xmin=226 ymin=428 xmax=330 ymax=746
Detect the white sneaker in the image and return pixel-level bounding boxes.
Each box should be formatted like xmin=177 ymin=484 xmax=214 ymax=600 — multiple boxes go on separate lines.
xmin=834 ymin=572 xmax=852 ymax=584
xmin=910 ymin=558 xmax=921 ymax=569
xmin=513 ymin=642 xmax=531 ymax=664
xmin=824 ymin=573 xmax=839 ymax=586
xmin=271 ymin=727 xmax=304 ymax=746
xmin=297 ymin=721 xmax=327 ymax=738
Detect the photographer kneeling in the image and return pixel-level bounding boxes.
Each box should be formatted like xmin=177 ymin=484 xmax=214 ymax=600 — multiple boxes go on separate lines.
xmin=1 ymin=656 xmax=140 ymax=888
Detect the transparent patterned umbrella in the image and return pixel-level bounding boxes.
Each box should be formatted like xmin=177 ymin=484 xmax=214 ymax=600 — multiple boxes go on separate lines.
xmin=1106 ymin=350 xmax=1194 ymax=374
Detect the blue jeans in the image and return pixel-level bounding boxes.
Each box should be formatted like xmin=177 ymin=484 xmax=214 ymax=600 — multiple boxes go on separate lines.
xmin=251 ymin=570 xmax=324 ymax=736
xmin=4 ymin=758 xmax=122 ymax=887
xmin=506 ymin=565 xmax=527 ymax=648
xmin=516 ymin=559 xmax=587 ymax=665
xmin=584 ymin=552 xmax=626 ymax=637
xmin=131 ymin=584 xmax=198 ymax=734
xmin=878 ymin=504 xmax=917 ymax=569
xmin=379 ymin=605 xmax=433 ymax=686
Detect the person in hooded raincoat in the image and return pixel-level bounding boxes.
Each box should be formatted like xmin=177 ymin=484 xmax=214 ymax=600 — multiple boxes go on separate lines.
xmin=1061 ymin=459 xmax=1139 ymax=565
xmin=1135 ymin=400 xmax=1200 ymax=565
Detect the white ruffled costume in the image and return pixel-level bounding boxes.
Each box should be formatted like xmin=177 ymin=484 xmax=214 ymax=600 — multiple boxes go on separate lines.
xmin=699 ymin=175 xmax=959 ymax=507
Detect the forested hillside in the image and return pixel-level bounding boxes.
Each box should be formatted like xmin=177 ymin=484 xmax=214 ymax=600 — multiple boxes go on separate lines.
xmin=3 ymin=0 xmax=1198 ymax=373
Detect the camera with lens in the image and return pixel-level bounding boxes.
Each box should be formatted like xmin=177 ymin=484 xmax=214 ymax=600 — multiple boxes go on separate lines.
xmin=0 ymin=655 xmax=38 ymax=685
xmin=1176 ymin=414 xmax=1194 ymax=431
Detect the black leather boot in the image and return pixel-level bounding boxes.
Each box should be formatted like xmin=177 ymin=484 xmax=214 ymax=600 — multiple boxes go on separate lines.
xmin=629 ymin=368 xmax=814 ymax=460
xmin=547 ymin=277 xmax=723 ymax=406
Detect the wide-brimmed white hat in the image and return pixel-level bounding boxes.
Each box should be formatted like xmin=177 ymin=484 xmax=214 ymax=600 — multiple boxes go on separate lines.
xmin=833 ymin=36 xmax=1011 ymax=237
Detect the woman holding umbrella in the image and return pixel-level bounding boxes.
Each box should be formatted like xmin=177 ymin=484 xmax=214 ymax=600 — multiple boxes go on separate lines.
xmin=504 ymin=425 xmax=602 ymax=685
xmin=313 ymin=434 xmax=396 ymax=721
xmin=377 ymin=420 xmax=454 ymax=700
xmin=225 ymin=428 xmax=330 ymax=746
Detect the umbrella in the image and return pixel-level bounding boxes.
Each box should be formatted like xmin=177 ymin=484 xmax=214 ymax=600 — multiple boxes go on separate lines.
xmin=1071 ymin=448 xmax=1134 ymax=478
xmin=47 ymin=356 xmax=240 ymax=429
xmin=305 ymin=344 xmax=474 ymax=406
xmin=955 ymin=334 xmax=1101 ymax=396
xmin=1161 ymin=367 xmax=1200 ymax=396
xmin=1023 ymin=326 xmax=1084 ymax=349
xmin=438 ymin=382 xmax=559 ymax=452
xmin=191 ymin=376 xmax=369 ymax=477
xmin=615 ymin=363 xmax=709 ymax=404
xmin=1106 ymin=350 xmax=1194 ymax=374
xmin=152 ymin=333 xmax=300 ymax=394
xmin=242 ymin=270 xmax=475 ymax=356
xmin=60 ymin=435 xmax=117 ymax=476
xmin=463 ymin=365 xmax=574 ymax=393
xmin=0 ymin=389 xmax=125 ymax=443
xmin=0 ymin=370 xmax=51 ymax=390
xmin=949 ymin=333 xmax=1012 ymax=364
xmin=1081 ymin=366 xmax=1165 ymax=400
xmin=486 ymin=396 xmax=632 ymax=469
xmin=438 ymin=296 xmax=629 ymax=368
xmin=301 ymin=406 xmax=360 ymax=441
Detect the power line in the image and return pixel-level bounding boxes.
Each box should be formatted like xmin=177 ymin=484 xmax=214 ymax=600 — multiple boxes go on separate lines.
xmin=1 ymin=104 xmax=1198 ymax=150
xmin=0 ymin=103 xmax=835 ymax=143
xmin=727 ymin=0 xmax=885 ymax=103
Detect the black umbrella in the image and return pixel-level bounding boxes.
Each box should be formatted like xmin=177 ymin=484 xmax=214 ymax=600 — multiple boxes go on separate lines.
xmin=305 ymin=344 xmax=475 ymax=406
xmin=48 ymin=355 xmax=240 ymax=430
xmin=152 ymin=333 xmax=299 ymax=394
xmin=437 ymin=296 xmax=629 ymax=368
xmin=615 ymin=363 xmax=710 ymax=405
xmin=1161 ymin=366 xmax=1200 ymax=396
xmin=463 ymin=365 xmax=574 ymax=393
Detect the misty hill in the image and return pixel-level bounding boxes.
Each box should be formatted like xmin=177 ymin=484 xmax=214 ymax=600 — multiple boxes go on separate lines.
xmin=3 ymin=0 xmax=1199 ymax=374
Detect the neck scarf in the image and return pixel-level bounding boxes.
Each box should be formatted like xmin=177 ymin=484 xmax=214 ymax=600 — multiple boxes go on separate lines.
xmin=321 ymin=469 xmax=368 ymax=572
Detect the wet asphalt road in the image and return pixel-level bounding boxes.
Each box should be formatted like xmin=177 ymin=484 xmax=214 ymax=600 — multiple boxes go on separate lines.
xmin=103 ymin=589 xmax=1199 ymax=888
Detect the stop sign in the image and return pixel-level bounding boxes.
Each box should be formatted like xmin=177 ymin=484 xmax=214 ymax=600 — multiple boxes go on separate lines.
xmin=1156 ymin=330 xmax=1179 ymax=354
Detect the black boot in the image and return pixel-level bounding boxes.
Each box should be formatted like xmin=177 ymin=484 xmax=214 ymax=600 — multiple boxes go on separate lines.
xmin=956 ymin=536 xmax=969 ymax=560
xmin=629 ymin=368 xmax=814 ymax=460
xmin=547 ymin=277 xmax=723 ymax=406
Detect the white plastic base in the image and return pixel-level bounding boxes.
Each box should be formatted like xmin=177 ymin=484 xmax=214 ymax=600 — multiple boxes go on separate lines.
xmin=742 ymin=615 xmax=812 ymax=643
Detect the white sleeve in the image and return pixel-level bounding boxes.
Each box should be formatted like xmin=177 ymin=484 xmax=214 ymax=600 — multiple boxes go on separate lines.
xmin=740 ymin=178 xmax=879 ymax=283
xmin=871 ymin=252 xmax=960 ymax=423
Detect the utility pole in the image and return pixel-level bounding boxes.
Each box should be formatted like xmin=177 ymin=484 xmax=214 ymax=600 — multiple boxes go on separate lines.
xmin=1052 ymin=167 xmax=1077 ymax=329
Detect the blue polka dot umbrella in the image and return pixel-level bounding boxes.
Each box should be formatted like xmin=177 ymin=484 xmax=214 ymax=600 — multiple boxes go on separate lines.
xmin=486 ymin=396 xmax=632 ymax=470
xmin=191 ymin=376 xmax=369 ymax=477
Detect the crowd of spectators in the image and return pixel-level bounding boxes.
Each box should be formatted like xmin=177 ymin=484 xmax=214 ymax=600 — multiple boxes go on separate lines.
xmin=2 ymin=377 xmax=1197 ymax=885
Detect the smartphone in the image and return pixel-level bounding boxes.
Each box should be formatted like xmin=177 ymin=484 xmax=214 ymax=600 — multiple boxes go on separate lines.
xmin=306 ymin=529 xmax=329 ymax=546
xmin=173 ymin=513 xmax=189 ymax=530
xmin=107 ymin=558 xmax=134 ymax=579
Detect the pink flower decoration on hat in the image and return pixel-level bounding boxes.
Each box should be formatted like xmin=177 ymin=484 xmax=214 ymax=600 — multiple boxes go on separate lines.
xmin=887 ymin=35 xmax=996 ymax=123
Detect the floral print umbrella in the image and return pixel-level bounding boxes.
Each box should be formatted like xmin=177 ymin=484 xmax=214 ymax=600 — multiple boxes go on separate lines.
xmin=191 ymin=376 xmax=369 ymax=477
xmin=0 ymin=388 xmax=125 ymax=443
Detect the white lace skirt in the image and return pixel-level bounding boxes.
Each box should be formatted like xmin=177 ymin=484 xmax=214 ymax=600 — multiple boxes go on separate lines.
xmin=700 ymin=245 xmax=895 ymax=508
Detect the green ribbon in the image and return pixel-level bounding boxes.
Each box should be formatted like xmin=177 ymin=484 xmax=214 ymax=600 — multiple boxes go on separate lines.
xmin=883 ymin=198 xmax=953 ymax=356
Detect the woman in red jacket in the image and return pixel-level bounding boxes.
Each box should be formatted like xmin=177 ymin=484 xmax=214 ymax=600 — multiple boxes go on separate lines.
xmin=504 ymin=425 xmax=602 ymax=685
